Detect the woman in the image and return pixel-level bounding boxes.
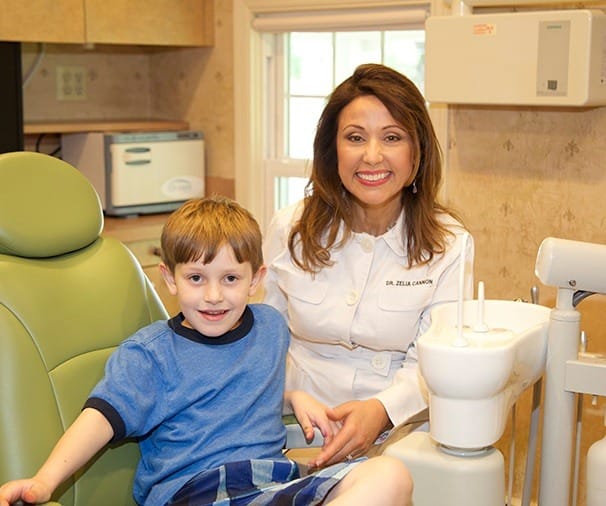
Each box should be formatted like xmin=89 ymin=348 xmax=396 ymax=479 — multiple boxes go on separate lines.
xmin=264 ymin=63 xmax=474 ymax=468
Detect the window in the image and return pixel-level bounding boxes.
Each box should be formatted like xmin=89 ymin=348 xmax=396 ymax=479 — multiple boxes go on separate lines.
xmin=285 ymin=30 xmax=425 ymax=160
xmin=262 ymin=28 xmax=426 ymax=226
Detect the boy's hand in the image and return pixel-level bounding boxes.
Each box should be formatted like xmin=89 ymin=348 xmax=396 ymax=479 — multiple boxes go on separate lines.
xmin=308 ymin=398 xmax=389 ymax=468
xmin=0 ymin=409 xmax=114 ymax=506
xmin=286 ymin=390 xmax=340 ymax=445
xmin=0 ymin=478 xmax=52 ymax=506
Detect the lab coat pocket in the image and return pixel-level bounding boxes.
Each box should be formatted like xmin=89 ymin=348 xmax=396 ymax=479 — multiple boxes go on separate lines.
xmin=281 ymin=274 xmax=338 ymax=342
xmin=378 ymin=280 xmax=433 ymax=311
xmin=282 ymin=273 xmax=328 ymax=304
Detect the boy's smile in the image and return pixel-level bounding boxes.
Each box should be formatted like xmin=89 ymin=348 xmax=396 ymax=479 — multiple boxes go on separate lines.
xmin=161 ymin=245 xmax=265 ymax=337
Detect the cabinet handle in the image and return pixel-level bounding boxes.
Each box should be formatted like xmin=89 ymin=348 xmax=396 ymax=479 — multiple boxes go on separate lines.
xmin=125 ymin=159 xmax=151 ymax=165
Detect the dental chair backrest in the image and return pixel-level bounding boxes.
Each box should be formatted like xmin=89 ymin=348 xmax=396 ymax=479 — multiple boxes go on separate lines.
xmin=0 ymin=151 xmax=168 ymax=506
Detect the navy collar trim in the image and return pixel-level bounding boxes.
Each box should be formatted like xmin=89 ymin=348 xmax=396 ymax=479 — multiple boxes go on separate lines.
xmin=168 ymin=306 xmax=253 ymax=345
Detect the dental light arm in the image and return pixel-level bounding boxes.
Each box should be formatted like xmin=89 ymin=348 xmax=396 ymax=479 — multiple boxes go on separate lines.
xmin=535 ymin=237 xmax=606 ymax=295
xmin=534 ymin=237 xmax=606 ymax=506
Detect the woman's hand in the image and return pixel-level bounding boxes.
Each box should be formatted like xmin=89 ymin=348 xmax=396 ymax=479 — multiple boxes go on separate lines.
xmin=285 ymin=390 xmax=340 ymax=444
xmin=0 ymin=478 xmax=52 ymax=506
xmin=309 ymin=398 xmax=390 ymax=469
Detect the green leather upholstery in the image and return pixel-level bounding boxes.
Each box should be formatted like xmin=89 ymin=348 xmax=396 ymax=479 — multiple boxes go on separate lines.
xmin=0 ymin=152 xmax=168 ymax=506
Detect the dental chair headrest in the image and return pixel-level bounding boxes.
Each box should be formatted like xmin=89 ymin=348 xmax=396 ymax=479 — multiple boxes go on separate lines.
xmin=0 ymin=151 xmax=103 ymax=258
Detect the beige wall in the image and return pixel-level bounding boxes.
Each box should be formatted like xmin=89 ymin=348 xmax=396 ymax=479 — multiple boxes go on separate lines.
xmin=21 ymin=2 xmax=606 ymax=503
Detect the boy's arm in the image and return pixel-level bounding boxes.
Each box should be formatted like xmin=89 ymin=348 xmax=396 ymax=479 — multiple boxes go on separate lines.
xmin=0 ymin=408 xmax=114 ymax=506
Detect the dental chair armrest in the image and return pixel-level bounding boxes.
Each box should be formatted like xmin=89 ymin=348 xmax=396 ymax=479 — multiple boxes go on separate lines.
xmin=283 ymin=415 xmax=324 ymax=448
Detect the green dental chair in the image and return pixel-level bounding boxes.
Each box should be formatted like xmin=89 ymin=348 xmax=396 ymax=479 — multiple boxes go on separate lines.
xmin=0 ymin=151 xmax=168 ymax=505
xmin=0 ymin=151 xmax=320 ymax=506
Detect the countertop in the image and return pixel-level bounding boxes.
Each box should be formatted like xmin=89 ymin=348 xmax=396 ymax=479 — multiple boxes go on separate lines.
xmin=24 ymin=119 xmax=189 ymax=135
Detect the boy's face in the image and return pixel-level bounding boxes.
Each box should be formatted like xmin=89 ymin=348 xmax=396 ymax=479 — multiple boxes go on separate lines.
xmin=159 ymin=245 xmax=266 ymax=337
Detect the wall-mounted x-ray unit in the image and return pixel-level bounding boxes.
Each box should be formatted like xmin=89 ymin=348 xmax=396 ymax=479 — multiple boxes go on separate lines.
xmin=425 ymin=9 xmax=606 ymax=106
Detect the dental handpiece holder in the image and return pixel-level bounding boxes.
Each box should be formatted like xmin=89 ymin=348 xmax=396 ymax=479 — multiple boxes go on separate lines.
xmin=417 ymin=299 xmax=550 ymax=450
xmin=385 ymin=293 xmax=550 ymax=506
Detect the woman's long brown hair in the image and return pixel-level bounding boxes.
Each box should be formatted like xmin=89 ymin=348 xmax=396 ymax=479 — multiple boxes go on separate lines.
xmin=288 ymin=63 xmax=462 ymax=273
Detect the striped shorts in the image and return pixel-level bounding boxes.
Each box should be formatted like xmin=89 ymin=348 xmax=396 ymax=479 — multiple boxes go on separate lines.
xmin=167 ymin=458 xmax=362 ymax=505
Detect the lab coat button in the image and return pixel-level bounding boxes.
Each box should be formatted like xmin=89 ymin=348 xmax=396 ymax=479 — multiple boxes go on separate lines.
xmin=360 ymin=238 xmax=374 ymax=253
xmin=346 ymin=290 xmax=358 ymax=305
xmin=371 ymin=355 xmax=388 ymax=370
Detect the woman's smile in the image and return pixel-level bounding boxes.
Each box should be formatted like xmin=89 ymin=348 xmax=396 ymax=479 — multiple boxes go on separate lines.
xmin=355 ymin=170 xmax=392 ymax=185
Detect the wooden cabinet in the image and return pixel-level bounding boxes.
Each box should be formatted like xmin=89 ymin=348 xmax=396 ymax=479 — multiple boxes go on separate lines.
xmin=85 ymin=0 xmax=213 ymax=46
xmin=1 ymin=0 xmax=213 ymax=47
xmin=0 ymin=0 xmax=86 ymax=44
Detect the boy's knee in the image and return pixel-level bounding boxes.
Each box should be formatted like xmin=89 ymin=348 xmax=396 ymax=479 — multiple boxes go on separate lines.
xmin=374 ymin=455 xmax=413 ymax=496
xmin=353 ymin=455 xmax=412 ymax=503
xmin=325 ymin=456 xmax=412 ymax=505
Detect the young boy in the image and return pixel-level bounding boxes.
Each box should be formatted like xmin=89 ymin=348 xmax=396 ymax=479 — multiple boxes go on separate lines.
xmin=0 ymin=196 xmax=412 ymax=506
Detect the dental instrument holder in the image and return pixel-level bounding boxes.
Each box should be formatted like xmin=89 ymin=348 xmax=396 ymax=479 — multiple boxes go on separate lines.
xmin=386 ymin=296 xmax=550 ymax=505
xmin=535 ymin=237 xmax=606 ymax=506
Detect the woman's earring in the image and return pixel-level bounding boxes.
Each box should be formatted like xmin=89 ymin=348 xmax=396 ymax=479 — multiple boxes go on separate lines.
xmin=412 ymin=180 xmax=418 ymax=194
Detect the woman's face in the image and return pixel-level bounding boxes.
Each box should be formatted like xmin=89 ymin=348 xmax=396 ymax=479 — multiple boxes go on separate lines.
xmin=336 ymin=95 xmax=414 ymax=210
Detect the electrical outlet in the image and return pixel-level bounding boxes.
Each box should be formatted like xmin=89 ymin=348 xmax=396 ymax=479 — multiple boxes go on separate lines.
xmin=56 ymin=65 xmax=87 ymax=101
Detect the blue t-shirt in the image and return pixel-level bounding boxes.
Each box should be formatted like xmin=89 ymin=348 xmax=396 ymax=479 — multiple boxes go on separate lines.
xmin=85 ymin=304 xmax=290 ymax=505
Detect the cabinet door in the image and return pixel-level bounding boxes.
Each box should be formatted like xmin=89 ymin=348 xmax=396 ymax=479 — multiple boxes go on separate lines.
xmin=85 ymin=0 xmax=214 ymax=46
xmin=0 ymin=0 xmax=85 ymax=43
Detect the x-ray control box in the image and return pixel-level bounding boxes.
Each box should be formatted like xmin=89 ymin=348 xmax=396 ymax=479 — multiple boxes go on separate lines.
xmin=425 ymin=10 xmax=606 ymax=106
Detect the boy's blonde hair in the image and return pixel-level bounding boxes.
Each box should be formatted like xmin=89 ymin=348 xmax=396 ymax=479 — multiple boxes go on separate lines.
xmin=160 ymin=196 xmax=263 ymax=273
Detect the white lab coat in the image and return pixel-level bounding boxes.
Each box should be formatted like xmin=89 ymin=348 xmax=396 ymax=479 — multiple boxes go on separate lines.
xmin=263 ymin=202 xmax=474 ymax=427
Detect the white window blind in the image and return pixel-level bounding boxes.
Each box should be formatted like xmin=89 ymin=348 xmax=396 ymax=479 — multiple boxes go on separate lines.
xmin=252 ymin=7 xmax=429 ymax=32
